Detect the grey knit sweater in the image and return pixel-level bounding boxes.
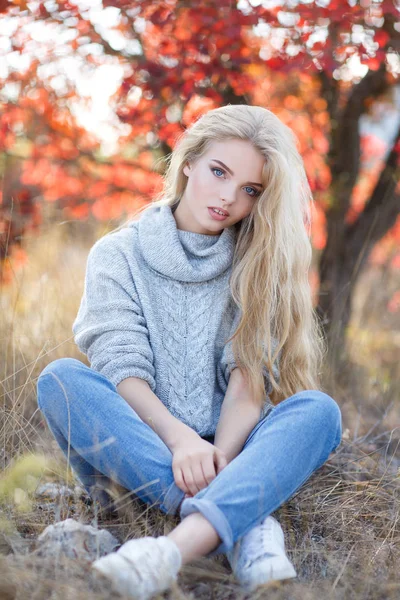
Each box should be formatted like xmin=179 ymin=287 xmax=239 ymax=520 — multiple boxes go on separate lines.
xmin=72 ymin=204 xmax=278 ymax=437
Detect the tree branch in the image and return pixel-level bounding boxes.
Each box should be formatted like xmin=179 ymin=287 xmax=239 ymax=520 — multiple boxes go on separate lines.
xmin=345 ymin=124 xmax=400 ymax=267
xmin=331 ymin=63 xmax=389 ymax=211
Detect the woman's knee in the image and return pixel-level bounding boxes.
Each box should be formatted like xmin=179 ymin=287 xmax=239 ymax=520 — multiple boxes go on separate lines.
xmin=296 ymin=390 xmax=342 ymax=449
xmin=38 ymin=357 xmax=85 ymax=380
xmin=274 ymin=390 xmax=342 ymax=448
xmin=36 ymin=358 xmax=85 ymax=413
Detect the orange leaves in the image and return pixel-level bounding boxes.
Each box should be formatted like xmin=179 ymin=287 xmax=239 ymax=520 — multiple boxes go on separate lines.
xmin=380 ymin=0 xmax=400 ymax=16
xmin=58 ymin=138 xmax=80 ymax=161
xmin=42 ymin=174 xmax=84 ymax=203
xmin=21 ymin=159 xmax=56 ymax=187
xmin=174 ymin=27 xmax=192 ymax=42
xmin=87 ymin=181 xmax=110 ymax=198
xmin=76 ymin=20 xmax=91 ymax=35
xmin=302 ymin=151 xmax=332 ymax=193
xmin=0 ymin=0 xmax=28 ymax=13
xmin=283 ymin=95 xmax=302 ymax=110
xmin=374 ymin=30 xmax=390 ymax=49
xmin=310 ymin=200 xmax=327 ymax=251
xmin=313 ymin=98 xmax=328 ymax=112
xmin=160 ymin=86 xmax=174 ymax=102
xmin=157 ymin=121 xmax=184 ymax=148
xmin=0 ymin=246 xmax=28 ymax=286
xmin=360 ymin=134 xmax=388 ymax=162
xmin=370 ymin=215 xmax=400 ymax=270
xmin=20 ymin=89 xmax=50 ymax=116
xmin=240 ymin=47 xmax=252 ymax=58
xmin=35 ymin=139 xmax=80 ymax=162
xmin=96 ymin=160 xmax=162 ymax=192
xmin=182 ymin=95 xmax=218 ymax=126
xmin=264 ymin=57 xmax=287 ymax=71
xmin=344 ymin=134 xmax=389 ymax=225
xmin=21 ymin=160 xmax=84 ymax=204
xmin=91 ymin=192 xmax=144 ymax=221
xmin=91 ymin=192 xmax=128 ymax=221
xmin=312 ymin=130 xmax=330 ymax=155
xmin=136 ymin=151 xmax=155 ymax=169
xmin=243 ymin=63 xmax=266 ymax=79
xmin=57 ymin=176 xmax=84 ymax=197
xmin=130 ymin=168 xmax=162 ymax=194
xmin=110 ymin=164 xmax=139 ymax=189
xmin=64 ymin=203 xmax=90 ymax=220
xmin=387 ymin=290 xmax=400 ymax=313
xmin=360 ymin=56 xmax=385 ymax=71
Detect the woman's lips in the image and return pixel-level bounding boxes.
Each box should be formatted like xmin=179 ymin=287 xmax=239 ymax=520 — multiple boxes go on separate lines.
xmin=208 ymin=207 xmax=229 ymax=221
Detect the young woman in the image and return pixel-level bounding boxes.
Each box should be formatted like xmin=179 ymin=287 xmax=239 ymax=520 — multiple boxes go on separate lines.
xmin=37 ymin=104 xmax=342 ymax=599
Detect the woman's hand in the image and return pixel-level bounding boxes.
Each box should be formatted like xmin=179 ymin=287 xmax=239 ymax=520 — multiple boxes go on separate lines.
xmin=171 ymin=430 xmax=228 ymax=497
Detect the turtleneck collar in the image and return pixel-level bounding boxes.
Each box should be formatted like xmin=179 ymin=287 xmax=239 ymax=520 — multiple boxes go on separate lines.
xmin=137 ymin=204 xmax=237 ymax=282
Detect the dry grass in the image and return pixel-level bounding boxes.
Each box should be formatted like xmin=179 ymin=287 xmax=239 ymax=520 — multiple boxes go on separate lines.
xmin=1 ymin=212 xmax=399 ymax=599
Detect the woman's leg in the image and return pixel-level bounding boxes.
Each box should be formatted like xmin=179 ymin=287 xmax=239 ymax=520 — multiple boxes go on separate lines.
xmin=178 ymin=390 xmax=343 ymax=558
xmin=36 ymin=357 xmax=186 ymax=515
xmin=37 ymin=361 xmax=342 ymax=564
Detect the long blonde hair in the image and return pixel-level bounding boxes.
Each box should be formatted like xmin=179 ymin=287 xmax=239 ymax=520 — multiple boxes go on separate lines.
xmin=113 ymin=104 xmax=327 ymax=407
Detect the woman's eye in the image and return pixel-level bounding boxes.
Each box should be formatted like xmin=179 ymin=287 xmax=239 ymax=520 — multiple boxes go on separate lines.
xmin=245 ymin=186 xmax=259 ymax=197
xmin=211 ymin=167 xmax=260 ymax=197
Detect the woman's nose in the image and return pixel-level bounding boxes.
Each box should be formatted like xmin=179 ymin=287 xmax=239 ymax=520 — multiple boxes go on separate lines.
xmin=220 ymin=184 xmax=237 ymax=203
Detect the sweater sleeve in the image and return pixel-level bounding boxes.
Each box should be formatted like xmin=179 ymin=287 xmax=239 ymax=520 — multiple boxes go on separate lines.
xmin=72 ymin=234 xmax=156 ymax=391
xmin=219 ymin=309 xmax=281 ymax=397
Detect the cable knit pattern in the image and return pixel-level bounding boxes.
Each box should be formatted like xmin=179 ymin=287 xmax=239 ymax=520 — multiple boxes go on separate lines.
xmin=72 ymin=204 xmax=278 ymax=436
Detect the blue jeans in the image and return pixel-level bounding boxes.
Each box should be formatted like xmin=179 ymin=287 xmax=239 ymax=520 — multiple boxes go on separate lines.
xmin=36 ymin=358 xmax=342 ymax=558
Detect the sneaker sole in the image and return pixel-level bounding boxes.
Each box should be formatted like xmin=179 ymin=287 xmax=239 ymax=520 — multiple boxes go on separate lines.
xmin=239 ymin=557 xmax=297 ymax=591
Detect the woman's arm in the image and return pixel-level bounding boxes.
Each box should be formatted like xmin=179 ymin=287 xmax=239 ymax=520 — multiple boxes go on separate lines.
xmin=72 ymin=234 xmax=156 ymax=391
xmin=213 ymin=368 xmax=261 ymax=464
xmin=117 ymin=376 xmax=197 ymax=452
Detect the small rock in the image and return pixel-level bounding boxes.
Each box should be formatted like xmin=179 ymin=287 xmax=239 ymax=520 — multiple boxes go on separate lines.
xmin=33 ymin=518 xmax=119 ymax=561
xmin=35 ymin=483 xmax=90 ymax=503
xmin=35 ymin=483 xmax=75 ymax=500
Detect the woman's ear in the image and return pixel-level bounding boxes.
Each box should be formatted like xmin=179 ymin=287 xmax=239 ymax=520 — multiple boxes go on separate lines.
xmin=183 ymin=162 xmax=191 ymax=177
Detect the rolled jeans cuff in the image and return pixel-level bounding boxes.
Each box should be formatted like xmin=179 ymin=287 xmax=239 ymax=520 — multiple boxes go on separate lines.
xmin=179 ymin=498 xmax=234 ymax=557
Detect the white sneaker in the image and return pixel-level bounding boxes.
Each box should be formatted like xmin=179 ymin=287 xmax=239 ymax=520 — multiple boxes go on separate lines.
xmin=226 ymin=515 xmax=297 ymax=592
xmin=92 ymin=535 xmax=182 ymax=600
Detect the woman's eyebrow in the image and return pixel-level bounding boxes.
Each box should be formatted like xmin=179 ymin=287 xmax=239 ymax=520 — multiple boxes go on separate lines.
xmin=210 ymin=159 xmax=263 ymax=188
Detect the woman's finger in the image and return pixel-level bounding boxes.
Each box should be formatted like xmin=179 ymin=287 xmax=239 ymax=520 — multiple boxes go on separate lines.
xmin=173 ymin=466 xmax=189 ymax=494
xmin=201 ymin=453 xmax=217 ymax=485
xmin=182 ymin=465 xmax=200 ymax=496
xmin=191 ymin=460 xmax=208 ymax=491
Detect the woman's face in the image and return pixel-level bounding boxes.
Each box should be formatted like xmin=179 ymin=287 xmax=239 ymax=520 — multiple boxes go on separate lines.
xmin=173 ymin=138 xmax=265 ymax=235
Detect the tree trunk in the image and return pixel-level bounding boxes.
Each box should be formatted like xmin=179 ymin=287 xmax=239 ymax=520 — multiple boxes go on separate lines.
xmin=317 ymin=124 xmax=400 ymax=368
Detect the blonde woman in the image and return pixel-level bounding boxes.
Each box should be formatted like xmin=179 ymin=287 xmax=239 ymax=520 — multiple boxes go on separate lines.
xmin=37 ymin=105 xmax=342 ymax=599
